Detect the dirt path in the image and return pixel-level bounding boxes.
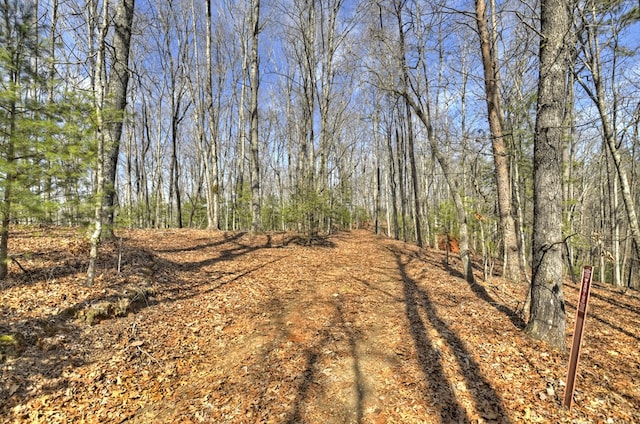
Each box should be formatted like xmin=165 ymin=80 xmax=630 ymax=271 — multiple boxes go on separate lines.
xmin=1 ymin=229 xmax=639 ymax=423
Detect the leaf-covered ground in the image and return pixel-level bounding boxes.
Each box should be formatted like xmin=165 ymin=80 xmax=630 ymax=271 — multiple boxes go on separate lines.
xmin=1 ymin=227 xmax=639 ymax=423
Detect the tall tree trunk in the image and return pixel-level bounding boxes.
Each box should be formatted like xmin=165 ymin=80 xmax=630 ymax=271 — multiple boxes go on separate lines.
xmin=400 ymin=90 xmax=476 ymax=283
xmin=0 ymin=96 xmax=17 ymax=280
xmin=373 ymin=111 xmax=382 ymax=234
xmin=578 ymin=68 xmax=640 ymax=272
xmin=562 ymin=65 xmax=576 ymax=281
xmin=394 ymin=5 xmax=423 ymax=247
xmin=395 ymin=126 xmax=408 ymax=242
xmin=86 ymin=0 xmax=109 ymax=287
xmin=237 ymin=23 xmax=248 ymax=227
xmin=475 ymin=0 xmax=520 ymax=280
xmin=386 ymin=124 xmax=399 ymax=240
xmin=103 ymin=0 xmax=135 ymax=232
xmin=606 ymin=152 xmax=621 ymax=286
xmin=525 ymin=0 xmax=569 ymax=350
xmin=171 ymin=117 xmax=183 ymax=228
xmin=205 ymin=0 xmax=220 ymax=230
xmin=249 ymin=0 xmax=261 ymax=233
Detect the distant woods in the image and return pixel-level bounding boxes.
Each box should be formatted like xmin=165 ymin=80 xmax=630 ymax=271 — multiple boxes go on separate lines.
xmin=1 ymin=1 xmax=640 ymax=342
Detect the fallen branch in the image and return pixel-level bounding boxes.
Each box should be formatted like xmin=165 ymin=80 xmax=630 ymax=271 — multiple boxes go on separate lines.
xmin=10 ymin=256 xmax=31 ymax=277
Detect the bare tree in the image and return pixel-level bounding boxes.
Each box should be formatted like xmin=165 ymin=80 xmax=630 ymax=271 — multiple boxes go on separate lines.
xmin=474 ymin=0 xmax=520 ymax=280
xmin=103 ymin=0 xmax=135 ymax=229
xmin=395 ymin=0 xmax=423 ymax=247
xmin=204 ymin=0 xmax=221 ymax=230
xmin=575 ymin=0 xmax=640 ymax=281
xmin=249 ymin=0 xmax=261 ymax=233
xmin=86 ymin=0 xmax=134 ymax=285
xmin=525 ymin=0 xmax=570 ymax=349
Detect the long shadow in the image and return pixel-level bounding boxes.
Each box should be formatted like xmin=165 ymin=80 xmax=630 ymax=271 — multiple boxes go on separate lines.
xmin=335 ymin=301 xmax=365 ymax=423
xmin=393 ymin=250 xmax=512 ymax=423
xmin=394 ymin=253 xmax=465 ymax=422
xmin=564 ymin=283 xmax=640 ymax=318
xmin=283 ymin=303 xmax=364 ymax=423
xmin=154 ymin=255 xmax=290 ymax=305
xmin=465 ymin=280 xmax=526 ymax=329
xmin=0 ymin=314 xmax=87 ymax=415
xmin=152 ymin=231 xmax=246 ymax=254
xmin=3 ymin=231 xmax=266 ymax=292
xmin=286 ymin=349 xmax=321 ymax=424
xmin=4 ymin=248 xmax=93 ymax=290
xmin=564 ymin=298 xmax=640 ymax=342
xmin=400 ymin=246 xmax=525 ymax=330
xmin=283 ymin=308 xmax=340 ymax=424
xmin=2 ymin=229 xmax=334 ymax=420
xmin=251 ymin=292 xmax=364 ymax=423
xmin=157 ymin=242 xmax=268 ymax=272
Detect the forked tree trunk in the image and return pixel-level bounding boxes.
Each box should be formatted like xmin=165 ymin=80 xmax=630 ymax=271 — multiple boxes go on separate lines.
xmin=87 ymin=0 xmax=135 ymax=286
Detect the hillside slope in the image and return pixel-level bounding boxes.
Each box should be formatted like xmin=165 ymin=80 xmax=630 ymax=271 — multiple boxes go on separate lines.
xmin=1 ymin=228 xmax=638 ymax=423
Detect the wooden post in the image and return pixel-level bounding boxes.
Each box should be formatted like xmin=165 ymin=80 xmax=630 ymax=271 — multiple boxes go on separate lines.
xmin=563 ymin=265 xmax=593 ymax=409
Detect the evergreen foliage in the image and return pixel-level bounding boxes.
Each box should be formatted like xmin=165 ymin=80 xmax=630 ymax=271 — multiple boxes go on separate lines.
xmin=0 ymin=0 xmax=95 ymax=278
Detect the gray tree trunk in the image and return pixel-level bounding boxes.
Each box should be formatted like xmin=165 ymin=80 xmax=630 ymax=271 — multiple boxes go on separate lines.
xmin=249 ymin=0 xmax=261 ymax=233
xmin=525 ymin=0 xmax=569 ymax=350
xmin=86 ymin=0 xmax=109 ymax=287
xmin=475 ymin=0 xmax=520 ymax=280
xmin=103 ymin=0 xmax=135 ymax=231
xmin=395 ymin=7 xmax=423 ymax=247
xmin=205 ymin=0 xmax=220 ymax=230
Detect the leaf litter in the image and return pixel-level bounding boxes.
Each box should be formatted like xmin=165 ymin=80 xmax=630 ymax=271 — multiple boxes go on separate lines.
xmin=0 ymin=227 xmax=638 ymax=423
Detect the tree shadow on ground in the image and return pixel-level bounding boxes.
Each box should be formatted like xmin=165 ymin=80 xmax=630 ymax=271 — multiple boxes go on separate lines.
xmin=391 ymin=248 xmax=512 ymax=423
xmin=564 ymin=298 xmax=640 ymax=342
xmin=1 ymin=229 xmax=337 ymax=420
xmin=402 ymin=246 xmax=526 ymax=330
xmin=246 ymin=292 xmax=365 ymax=423
xmin=151 ymin=231 xmax=246 ymax=254
xmin=564 ymin=282 xmax=640 ymax=318
xmin=0 ymin=315 xmax=87 ymax=416
xmin=464 ymin=280 xmax=526 ymax=330
xmin=282 ymin=301 xmax=364 ymax=423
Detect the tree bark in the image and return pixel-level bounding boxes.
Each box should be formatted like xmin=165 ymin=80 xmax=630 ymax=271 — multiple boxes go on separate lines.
xmin=86 ymin=0 xmax=109 ymax=287
xmin=0 ymin=93 xmax=17 ymax=280
xmin=249 ymin=0 xmax=261 ymax=233
xmin=399 ymin=91 xmax=476 ymax=284
xmin=385 ymin=122 xmax=399 ymax=240
xmin=475 ymin=0 xmax=520 ymax=280
xmin=205 ymin=0 xmax=220 ymax=230
xmin=525 ymin=0 xmax=569 ymax=350
xmin=103 ymin=0 xmax=135 ymax=232
xmin=394 ymin=6 xmax=423 ymax=247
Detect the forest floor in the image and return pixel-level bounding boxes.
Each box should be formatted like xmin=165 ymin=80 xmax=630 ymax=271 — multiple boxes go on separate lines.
xmin=0 ymin=227 xmax=639 ymax=423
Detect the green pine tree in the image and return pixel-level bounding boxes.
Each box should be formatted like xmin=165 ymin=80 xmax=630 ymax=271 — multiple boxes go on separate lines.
xmin=0 ymin=1 xmax=94 ymax=279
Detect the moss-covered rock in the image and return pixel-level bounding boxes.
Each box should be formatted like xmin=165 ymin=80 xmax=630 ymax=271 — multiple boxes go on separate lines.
xmin=0 ymin=333 xmax=25 ymax=362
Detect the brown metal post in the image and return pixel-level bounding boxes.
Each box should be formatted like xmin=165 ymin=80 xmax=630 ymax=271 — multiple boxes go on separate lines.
xmin=563 ymin=265 xmax=593 ymax=409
